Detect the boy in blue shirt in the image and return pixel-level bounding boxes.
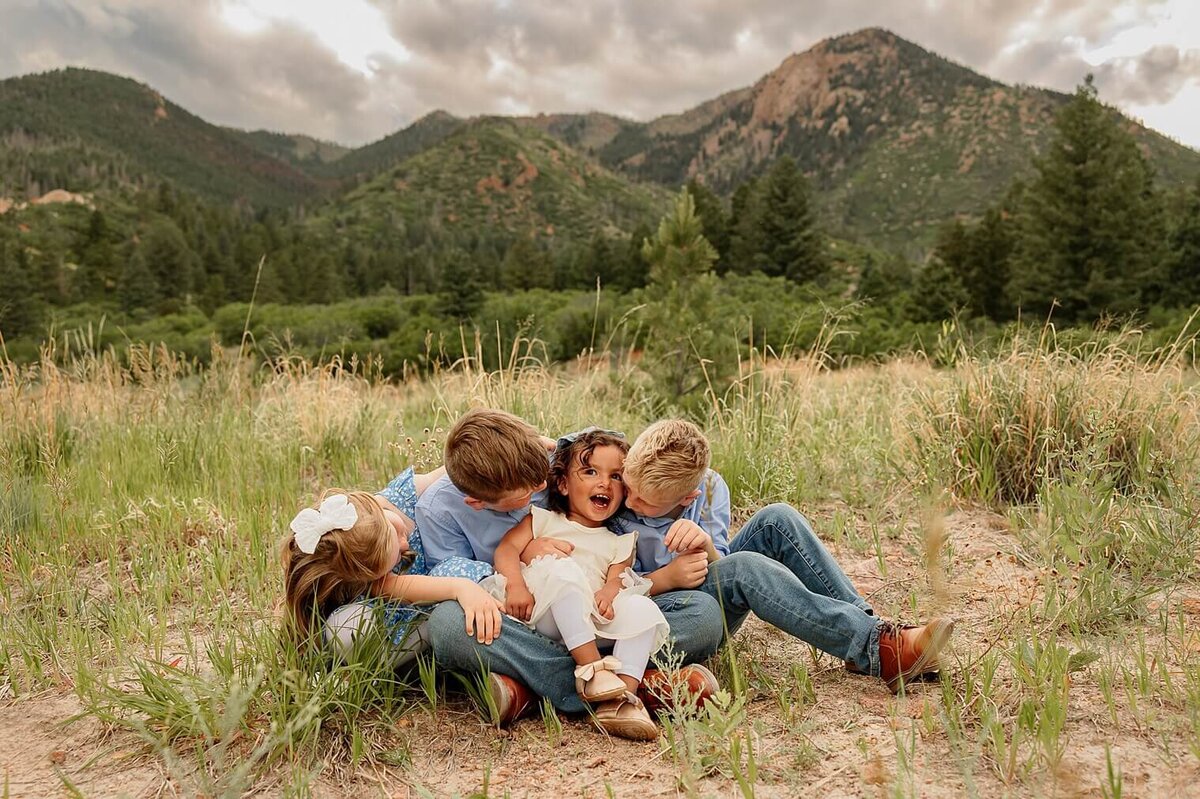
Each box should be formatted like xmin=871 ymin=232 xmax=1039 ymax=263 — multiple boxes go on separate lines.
xmin=615 ymin=419 xmax=953 ymax=693
xmin=418 ymin=409 xmax=724 ymax=723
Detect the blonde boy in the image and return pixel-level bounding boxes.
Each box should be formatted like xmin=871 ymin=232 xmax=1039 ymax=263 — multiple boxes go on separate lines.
xmin=618 ymin=419 xmax=953 ymax=693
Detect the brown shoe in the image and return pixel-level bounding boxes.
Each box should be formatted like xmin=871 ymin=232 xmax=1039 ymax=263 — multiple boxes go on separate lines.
xmin=845 ymin=634 xmax=941 ymax=680
xmin=639 ymin=663 xmax=720 ymax=714
xmin=877 ymin=619 xmax=954 ymax=693
xmin=594 ymin=692 xmax=658 ymax=741
xmin=488 ymin=673 xmax=534 ymax=726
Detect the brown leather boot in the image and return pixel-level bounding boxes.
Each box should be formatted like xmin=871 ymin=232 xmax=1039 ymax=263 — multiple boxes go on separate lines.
xmin=877 ymin=619 xmax=954 ymax=693
xmin=488 ymin=673 xmax=535 ymax=726
xmin=639 ymin=663 xmax=720 ymax=714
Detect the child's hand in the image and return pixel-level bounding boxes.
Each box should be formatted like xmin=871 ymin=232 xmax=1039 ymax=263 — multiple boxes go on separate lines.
xmin=665 ymin=550 xmax=710 ymax=589
xmin=665 ymin=519 xmax=712 ymax=555
xmin=520 ymin=537 xmax=574 ymax=564
xmin=505 ymin=583 xmax=536 ymax=622
xmin=455 ymin=582 xmax=505 ymax=645
xmin=594 ymin=585 xmax=619 ymax=620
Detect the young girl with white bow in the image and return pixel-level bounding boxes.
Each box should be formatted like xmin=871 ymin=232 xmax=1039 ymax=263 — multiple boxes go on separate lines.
xmin=282 ymin=467 xmax=504 ymax=660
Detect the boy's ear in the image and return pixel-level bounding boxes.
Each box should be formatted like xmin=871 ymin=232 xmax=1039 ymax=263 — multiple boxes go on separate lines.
xmin=678 ymin=489 xmax=702 ymax=508
xmin=463 ymin=496 xmax=488 ymax=511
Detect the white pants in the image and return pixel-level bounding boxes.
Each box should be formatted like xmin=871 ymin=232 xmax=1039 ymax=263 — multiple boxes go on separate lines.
xmin=532 ymin=589 xmax=656 ymax=682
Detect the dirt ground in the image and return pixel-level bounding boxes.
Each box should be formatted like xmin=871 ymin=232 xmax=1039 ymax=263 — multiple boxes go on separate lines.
xmin=4 ymin=509 xmax=1199 ymax=798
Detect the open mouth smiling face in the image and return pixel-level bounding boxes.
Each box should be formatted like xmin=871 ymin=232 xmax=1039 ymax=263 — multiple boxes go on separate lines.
xmin=561 ymin=443 xmax=626 ymax=526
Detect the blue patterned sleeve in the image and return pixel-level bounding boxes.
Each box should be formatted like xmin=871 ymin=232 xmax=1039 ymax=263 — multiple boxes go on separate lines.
xmin=427 ymin=556 xmax=494 ymax=583
xmin=377 ymin=467 xmax=418 ymax=518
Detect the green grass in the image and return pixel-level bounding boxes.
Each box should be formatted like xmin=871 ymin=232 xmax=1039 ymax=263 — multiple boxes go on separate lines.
xmin=2 ymin=327 xmax=1199 ymax=796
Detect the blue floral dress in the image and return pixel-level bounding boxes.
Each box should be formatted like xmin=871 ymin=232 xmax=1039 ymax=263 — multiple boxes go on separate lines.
xmin=372 ymin=468 xmax=495 ymax=645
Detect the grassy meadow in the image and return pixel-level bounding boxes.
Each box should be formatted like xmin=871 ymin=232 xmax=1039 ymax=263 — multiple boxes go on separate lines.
xmin=2 ymin=327 xmax=1200 ymax=797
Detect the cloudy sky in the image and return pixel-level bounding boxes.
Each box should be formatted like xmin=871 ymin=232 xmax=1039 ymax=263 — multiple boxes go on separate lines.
xmin=2 ymin=0 xmax=1198 ymax=149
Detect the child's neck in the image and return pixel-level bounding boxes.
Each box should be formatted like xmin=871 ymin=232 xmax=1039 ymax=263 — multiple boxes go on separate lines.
xmin=565 ymin=508 xmax=607 ymax=528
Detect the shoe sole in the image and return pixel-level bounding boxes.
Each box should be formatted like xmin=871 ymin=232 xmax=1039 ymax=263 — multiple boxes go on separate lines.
xmin=595 ymin=718 xmax=659 ymax=741
xmin=887 ymin=618 xmax=954 ymax=693
xmin=846 ymin=662 xmax=941 ymax=681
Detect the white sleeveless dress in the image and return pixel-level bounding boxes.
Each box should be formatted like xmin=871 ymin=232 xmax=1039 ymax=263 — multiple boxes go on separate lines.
xmin=484 ymin=507 xmax=669 ymax=651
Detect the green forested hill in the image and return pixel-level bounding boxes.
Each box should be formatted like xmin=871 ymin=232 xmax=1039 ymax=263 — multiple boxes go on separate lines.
xmin=225 ymin=129 xmax=350 ymax=170
xmin=307 ymin=110 xmax=465 ymax=182
xmin=0 ymin=68 xmax=322 ymax=207
xmin=312 ymin=118 xmax=670 ymax=243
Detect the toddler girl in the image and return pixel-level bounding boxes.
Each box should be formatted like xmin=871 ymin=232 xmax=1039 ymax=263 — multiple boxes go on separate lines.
xmin=282 ymin=466 xmax=504 ymax=663
xmin=491 ymin=429 xmax=668 ymax=741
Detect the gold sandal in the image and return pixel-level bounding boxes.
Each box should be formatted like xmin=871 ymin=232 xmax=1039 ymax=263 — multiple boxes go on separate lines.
xmin=574 ymin=656 xmax=627 ymax=703
xmin=593 ymin=691 xmax=658 ymax=741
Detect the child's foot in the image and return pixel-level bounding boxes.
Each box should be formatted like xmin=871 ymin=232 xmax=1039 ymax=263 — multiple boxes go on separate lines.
xmin=575 ymin=656 xmax=627 ymax=703
xmin=639 ymin=663 xmax=720 ymax=713
xmin=593 ymin=692 xmax=658 ymax=741
xmin=877 ymin=618 xmax=954 ymax=693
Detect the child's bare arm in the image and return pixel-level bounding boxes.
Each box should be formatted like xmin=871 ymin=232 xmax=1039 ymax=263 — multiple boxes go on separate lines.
xmin=494 ymin=516 xmax=537 ymax=620
xmin=594 ymin=552 xmax=634 ymax=620
xmin=372 ymin=574 xmax=504 ymax=645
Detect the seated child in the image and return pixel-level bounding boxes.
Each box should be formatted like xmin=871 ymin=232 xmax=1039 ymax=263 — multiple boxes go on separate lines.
xmin=281 ymin=466 xmax=505 ymax=662
xmin=489 ymin=429 xmax=668 ymax=741
xmin=618 ymin=419 xmax=954 ymax=693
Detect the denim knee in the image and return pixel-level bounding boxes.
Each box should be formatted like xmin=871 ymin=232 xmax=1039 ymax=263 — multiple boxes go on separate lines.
xmin=761 ymin=502 xmax=812 ymax=532
xmin=426 ymin=600 xmax=469 ymax=660
xmin=657 ymin=590 xmax=724 ymax=659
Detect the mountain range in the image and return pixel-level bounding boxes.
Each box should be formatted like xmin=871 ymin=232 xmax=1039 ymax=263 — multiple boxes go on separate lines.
xmin=2 ymin=27 xmax=1198 ymax=251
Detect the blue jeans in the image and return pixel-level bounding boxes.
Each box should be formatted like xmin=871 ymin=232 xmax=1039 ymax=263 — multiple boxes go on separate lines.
xmin=427 ymin=589 xmax=724 ymax=713
xmin=703 ymin=503 xmax=883 ymax=675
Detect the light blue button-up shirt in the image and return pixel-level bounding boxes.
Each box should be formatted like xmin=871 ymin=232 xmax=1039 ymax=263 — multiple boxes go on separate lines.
xmin=614 ymin=469 xmax=732 ymax=573
xmin=415 ymin=474 xmax=550 ymax=568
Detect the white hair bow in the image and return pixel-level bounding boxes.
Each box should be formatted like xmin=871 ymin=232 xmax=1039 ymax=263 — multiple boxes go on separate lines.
xmin=290 ymin=494 xmax=359 ymax=554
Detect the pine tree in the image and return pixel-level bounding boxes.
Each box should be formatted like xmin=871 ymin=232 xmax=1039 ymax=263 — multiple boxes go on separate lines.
xmin=911 ymin=254 xmax=970 ymax=322
xmin=641 ymin=189 xmax=732 ymax=409
xmin=72 ymin=209 xmax=117 ymax=302
xmin=1007 ymin=76 xmax=1165 ymax=321
xmin=577 ymin=233 xmax=621 ymax=290
xmin=439 ymin=249 xmax=484 ymax=321
xmin=0 ymin=240 xmax=44 ymax=338
xmin=964 ymin=208 xmax=1015 ymax=321
xmin=1168 ymin=179 xmax=1200 ymax=306
xmin=501 ymin=236 xmax=553 ymax=291
xmin=855 ymin=252 xmax=915 ymax=308
xmin=117 ymin=249 xmax=159 ymax=313
xmin=755 ymin=157 xmax=827 ymax=284
xmin=728 ymin=178 xmax=764 ymax=275
xmin=685 ymin=180 xmax=730 ymax=269
xmin=141 ymin=217 xmax=198 ymax=302
xmin=612 ymin=224 xmax=652 ymax=291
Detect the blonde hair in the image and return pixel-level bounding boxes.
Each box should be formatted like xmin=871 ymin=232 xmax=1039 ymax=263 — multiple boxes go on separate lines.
xmin=444 ymin=408 xmax=548 ymax=502
xmin=624 ymin=419 xmax=710 ymax=500
xmin=281 ymin=489 xmax=393 ymax=645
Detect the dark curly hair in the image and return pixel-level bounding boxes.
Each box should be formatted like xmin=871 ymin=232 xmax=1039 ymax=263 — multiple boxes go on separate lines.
xmin=548 ymin=430 xmax=629 ymax=518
